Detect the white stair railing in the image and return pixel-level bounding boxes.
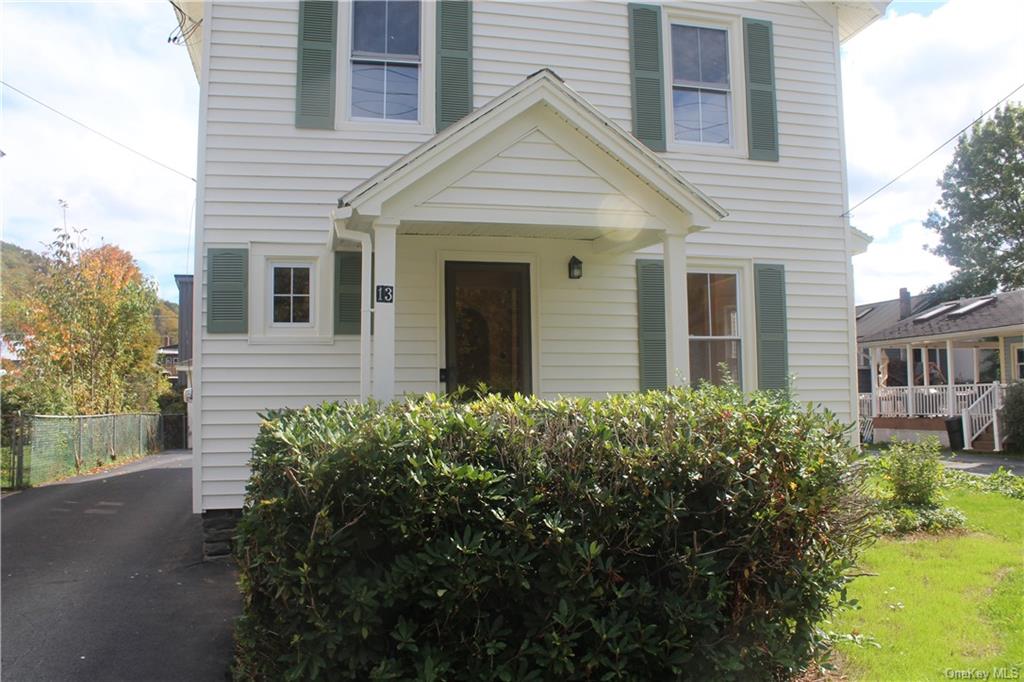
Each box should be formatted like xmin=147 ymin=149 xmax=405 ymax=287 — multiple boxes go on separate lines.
xmin=960 ymin=382 xmax=1003 ymax=451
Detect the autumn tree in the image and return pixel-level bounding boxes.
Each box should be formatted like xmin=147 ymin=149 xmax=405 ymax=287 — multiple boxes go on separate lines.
xmin=925 ymin=104 xmax=1024 ymax=298
xmin=11 ymin=228 xmax=165 ymax=414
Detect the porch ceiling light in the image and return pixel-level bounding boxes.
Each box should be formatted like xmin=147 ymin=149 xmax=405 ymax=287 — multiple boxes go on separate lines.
xmin=568 ymin=256 xmax=583 ymax=280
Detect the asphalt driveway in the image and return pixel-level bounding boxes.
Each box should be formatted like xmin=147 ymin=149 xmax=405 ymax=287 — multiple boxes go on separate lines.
xmin=1 ymin=451 xmax=240 ymax=681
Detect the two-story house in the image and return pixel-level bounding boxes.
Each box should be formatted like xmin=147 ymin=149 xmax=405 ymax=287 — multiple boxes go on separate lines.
xmin=175 ymin=1 xmax=886 ymax=514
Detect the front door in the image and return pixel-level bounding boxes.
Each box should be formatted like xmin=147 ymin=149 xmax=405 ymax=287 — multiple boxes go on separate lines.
xmin=444 ymin=261 xmax=531 ymax=395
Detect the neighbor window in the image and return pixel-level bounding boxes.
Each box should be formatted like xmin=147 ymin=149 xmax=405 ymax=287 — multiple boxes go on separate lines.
xmin=671 ymin=24 xmax=731 ymax=144
xmin=271 ymin=264 xmax=312 ymax=325
xmin=978 ymin=348 xmax=1000 ymax=383
xmin=351 ymin=0 xmax=421 ymax=121
xmin=688 ymin=272 xmax=740 ymax=386
xmin=1016 ymin=346 xmax=1024 ymax=381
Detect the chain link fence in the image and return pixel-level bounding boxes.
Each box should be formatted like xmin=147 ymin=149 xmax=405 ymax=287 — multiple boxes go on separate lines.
xmin=1 ymin=413 xmax=187 ymax=488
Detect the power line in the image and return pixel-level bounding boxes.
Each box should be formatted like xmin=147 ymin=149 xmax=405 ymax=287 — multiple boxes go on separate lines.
xmin=0 ymin=80 xmax=196 ymax=183
xmin=844 ymin=79 xmax=1024 ymax=217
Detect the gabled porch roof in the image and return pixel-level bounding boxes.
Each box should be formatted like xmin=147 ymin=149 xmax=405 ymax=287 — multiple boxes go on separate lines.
xmin=331 ymin=69 xmax=726 ymax=252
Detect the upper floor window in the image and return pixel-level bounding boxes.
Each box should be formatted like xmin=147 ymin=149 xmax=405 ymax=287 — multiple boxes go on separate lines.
xmin=351 ymin=0 xmax=421 ymax=121
xmin=671 ymin=24 xmax=731 ymax=145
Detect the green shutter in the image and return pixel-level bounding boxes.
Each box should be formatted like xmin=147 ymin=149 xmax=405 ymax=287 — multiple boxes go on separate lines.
xmin=744 ymin=18 xmax=778 ymax=161
xmin=436 ymin=0 xmax=473 ymax=131
xmin=296 ymin=0 xmax=338 ymax=129
xmin=628 ymin=3 xmax=666 ymax=152
xmin=334 ymin=251 xmax=361 ymax=335
xmin=754 ymin=263 xmax=788 ymax=390
xmin=208 ymin=248 xmax=248 ymax=334
xmin=636 ymin=259 xmax=667 ymax=391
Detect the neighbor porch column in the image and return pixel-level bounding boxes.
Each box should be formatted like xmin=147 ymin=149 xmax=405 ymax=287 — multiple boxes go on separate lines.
xmin=905 ymin=343 xmax=915 ymax=415
xmin=869 ymin=347 xmax=879 ymax=417
xmin=372 ymin=219 xmax=399 ymax=401
xmin=946 ymin=338 xmax=956 ymax=415
xmin=997 ymin=336 xmax=1008 ymax=384
xmin=663 ymin=233 xmax=690 ymax=386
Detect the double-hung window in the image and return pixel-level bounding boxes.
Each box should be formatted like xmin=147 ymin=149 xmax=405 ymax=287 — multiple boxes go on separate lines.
xmin=351 ymin=0 xmax=421 ymax=121
xmin=688 ymin=273 xmax=740 ymax=385
xmin=271 ymin=264 xmax=313 ymax=326
xmin=671 ymin=24 xmax=731 ymax=144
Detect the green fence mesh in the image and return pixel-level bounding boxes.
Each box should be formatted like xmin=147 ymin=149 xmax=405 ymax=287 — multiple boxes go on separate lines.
xmin=19 ymin=413 xmax=163 ymax=486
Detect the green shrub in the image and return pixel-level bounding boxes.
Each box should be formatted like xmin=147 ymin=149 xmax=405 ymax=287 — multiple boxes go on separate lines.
xmin=944 ymin=467 xmax=1024 ymax=500
xmin=233 ymin=386 xmax=874 ymax=681
xmin=1002 ymin=381 xmax=1024 ymax=450
xmin=882 ymin=438 xmax=943 ymax=506
xmin=877 ymin=505 xmax=966 ymax=535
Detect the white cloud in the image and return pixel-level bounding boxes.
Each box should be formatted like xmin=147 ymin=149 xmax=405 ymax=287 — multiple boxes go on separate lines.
xmin=842 ymin=0 xmax=1024 ymax=303
xmin=1 ymin=1 xmax=198 ymax=300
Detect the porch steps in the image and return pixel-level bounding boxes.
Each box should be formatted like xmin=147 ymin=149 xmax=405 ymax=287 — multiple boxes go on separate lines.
xmin=967 ymin=424 xmax=996 ymax=453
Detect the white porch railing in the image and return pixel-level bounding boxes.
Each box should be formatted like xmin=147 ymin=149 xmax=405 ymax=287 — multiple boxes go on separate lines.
xmin=868 ymin=383 xmax=1002 ymax=418
xmin=962 ymin=382 xmax=1004 ymax=452
xmin=862 ymin=383 xmax=1006 ymax=451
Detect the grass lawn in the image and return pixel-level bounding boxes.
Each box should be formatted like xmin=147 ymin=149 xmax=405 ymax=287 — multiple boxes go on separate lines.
xmin=833 ymin=486 xmax=1024 ymax=680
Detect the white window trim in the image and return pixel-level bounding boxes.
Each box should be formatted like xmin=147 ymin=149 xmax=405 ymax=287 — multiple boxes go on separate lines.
xmin=248 ymin=244 xmax=333 ymax=345
xmin=661 ymin=7 xmax=748 ymax=157
xmin=335 ymin=0 xmax=436 ymax=134
xmin=268 ymin=261 xmax=315 ymax=329
xmin=686 ymin=262 xmax=750 ymax=389
xmin=1013 ymin=343 xmax=1024 ymax=381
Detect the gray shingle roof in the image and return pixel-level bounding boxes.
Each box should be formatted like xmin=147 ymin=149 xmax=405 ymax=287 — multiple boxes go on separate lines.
xmin=858 ymin=289 xmax=1024 ymax=344
xmin=855 ymin=293 xmax=933 ymax=342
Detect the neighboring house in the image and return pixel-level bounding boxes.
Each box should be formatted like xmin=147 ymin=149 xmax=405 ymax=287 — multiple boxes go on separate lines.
xmin=856 ymin=288 xmax=1023 ymax=451
xmin=175 ymin=1 xmax=885 ymax=514
xmin=158 ymin=343 xmax=180 ymax=381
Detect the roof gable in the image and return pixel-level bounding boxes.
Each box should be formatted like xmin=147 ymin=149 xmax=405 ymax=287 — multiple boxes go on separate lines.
xmin=334 ymin=70 xmax=726 ymax=238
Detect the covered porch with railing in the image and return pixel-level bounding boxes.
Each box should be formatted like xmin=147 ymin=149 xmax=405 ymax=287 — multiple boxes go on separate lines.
xmin=859 ymin=335 xmax=1008 ymax=452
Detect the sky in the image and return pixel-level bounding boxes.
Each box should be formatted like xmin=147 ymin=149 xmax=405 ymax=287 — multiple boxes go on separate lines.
xmin=1 ymin=0 xmax=1023 ymax=304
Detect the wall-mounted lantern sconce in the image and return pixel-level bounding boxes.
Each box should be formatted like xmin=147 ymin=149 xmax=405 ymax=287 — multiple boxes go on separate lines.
xmin=568 ymin=256 xmax=583 ymax=280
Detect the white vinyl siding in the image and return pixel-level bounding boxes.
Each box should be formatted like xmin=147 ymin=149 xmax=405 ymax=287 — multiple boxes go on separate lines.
xmin=195 ymin=0 xmax=856 ymax=510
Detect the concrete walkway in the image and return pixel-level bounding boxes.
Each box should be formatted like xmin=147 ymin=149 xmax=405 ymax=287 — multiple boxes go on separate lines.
xmin=1 ymin=451 xmax=240 ymax=681
xmin=941 ymin=452 xmax=1024 ymax=476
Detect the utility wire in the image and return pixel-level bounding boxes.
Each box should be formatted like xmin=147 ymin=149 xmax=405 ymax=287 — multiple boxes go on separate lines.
xmin=0 ymin=80 xmax=196 ymax=183
xmin=844 ymin=78 xmax=1024 ymax=217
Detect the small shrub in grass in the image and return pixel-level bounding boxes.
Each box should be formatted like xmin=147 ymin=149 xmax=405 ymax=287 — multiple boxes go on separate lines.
xmin=233 ymin=386 xmax=875 ymax=681
xmin=881 ymin=438 xmax=944 ymax=506
xmin=875 ymin=438 xmax=965 ymax=535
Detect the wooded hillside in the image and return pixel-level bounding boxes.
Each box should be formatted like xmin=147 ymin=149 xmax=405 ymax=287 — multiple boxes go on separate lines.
xmin=2 ymin=241 xmax=179 ymax=342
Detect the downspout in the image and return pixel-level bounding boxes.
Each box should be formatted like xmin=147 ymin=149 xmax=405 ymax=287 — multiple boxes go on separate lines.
xmin=331 ymin=209 xmax=373 ymax=401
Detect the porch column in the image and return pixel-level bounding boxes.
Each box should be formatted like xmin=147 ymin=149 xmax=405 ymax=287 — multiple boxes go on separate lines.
xmin=905 ymin=343 xmax=915 ymax=415
xmin=946 ymin=338 xmax=956 ymax=415
xmin=663 ymin=233 xmax=690 ymax=386
xmin=869 ymin=347 xmax=879 ymax=417
xmin=923 ymin=345 xmax=930 ymax=386
xmin=372 ymin=219 xmax=399 ymax=400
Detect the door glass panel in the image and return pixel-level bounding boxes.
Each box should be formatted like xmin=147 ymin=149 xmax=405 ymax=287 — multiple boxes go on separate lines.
xmin=447 ymin=264 xmax=529 ymax=396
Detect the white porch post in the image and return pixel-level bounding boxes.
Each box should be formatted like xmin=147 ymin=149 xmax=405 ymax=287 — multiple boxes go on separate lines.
xmin=923 ymin=345 xmax=930 ymax=386
xmin=663 ymin=233 xmax=690 ymax=386
xmin=905 ymin=343 xmax=915 ymax=415
xmin=869 ymin=347 xmax=880 ymax=417
xmin=372 ymin=219 xmax=399 ymax=400
xmin=946 ymin=338 xmax=956 ymax=416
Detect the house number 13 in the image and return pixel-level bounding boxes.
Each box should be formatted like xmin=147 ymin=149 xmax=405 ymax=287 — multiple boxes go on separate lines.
xmin=375 ymin=285 xmax=394 ymax=303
